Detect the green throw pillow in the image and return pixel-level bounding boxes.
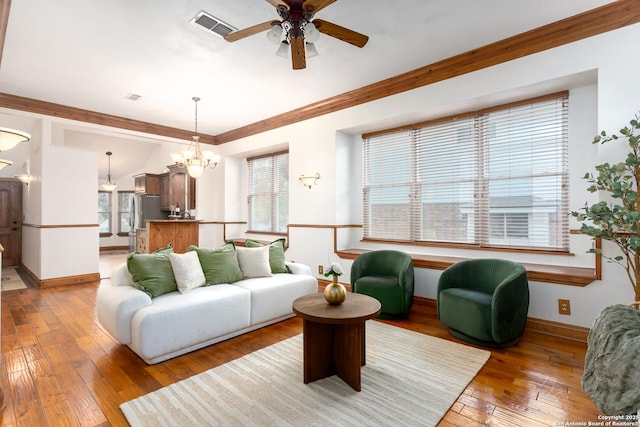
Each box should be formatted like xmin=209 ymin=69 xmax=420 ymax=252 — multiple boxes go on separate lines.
xmin=189 ymin=242 xmax=244 ymax=285
xmin=127 ymin=251 xmax=178 ymax=298
xmin=245 ymin=238 xmax=289 ymax=274
xmin=153 ymin=242 xmax=173 ymax=255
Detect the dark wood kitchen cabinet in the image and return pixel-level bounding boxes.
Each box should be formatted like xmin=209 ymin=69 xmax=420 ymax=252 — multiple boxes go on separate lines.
xmin=133 ymin=173 xmax=161 ymax=195
xmin=159 ymin=172 xmax=170 ymax=210
xmin=160 ymin=165 xmax=196 ymax=211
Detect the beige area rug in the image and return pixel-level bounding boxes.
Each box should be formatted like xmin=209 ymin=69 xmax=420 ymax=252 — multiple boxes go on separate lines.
xmin=121 ymin=321 xmax=490 ymax=427
xmin=1 ymin=267 xmax=28 ymax=291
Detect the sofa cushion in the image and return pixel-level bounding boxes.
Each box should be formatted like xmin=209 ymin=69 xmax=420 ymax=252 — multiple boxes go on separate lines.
xmin=127 ymin=252 xmax=178 ymax=298
xmin=438 ymin=288 xmax=493 ymax=343
xmin=354 ymin=275 xmax=402 ymax=314
xmin=236 ymin=246 xmax=272 ymax=278
xmin=169 ymin=251 xmax=206 ymax=293
xmin=129 ymin=284 xmax=252 ymax=363
xmin=233 ymin=273 xmax=318 ymax=325
xmin=246 ymin=238 xmax=289 ymax=274
xmin=189 ymin=243 xmax=243 ymax=285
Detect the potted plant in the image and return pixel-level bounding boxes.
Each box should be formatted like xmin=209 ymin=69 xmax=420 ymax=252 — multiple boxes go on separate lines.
xmin=571 ymin=114 xmax=640 ymax=303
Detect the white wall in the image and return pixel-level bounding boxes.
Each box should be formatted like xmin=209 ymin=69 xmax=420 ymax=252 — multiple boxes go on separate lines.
xmin=213 ymin=23 xmax=640 ymax=328
xmin=0 ymin=23 xmax=638 ymax=328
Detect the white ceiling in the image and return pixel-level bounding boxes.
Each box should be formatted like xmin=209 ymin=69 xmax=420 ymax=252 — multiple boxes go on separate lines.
xmin=1 ymin=0 xmax=615 ymax=135
xmin=0 ymin=0 xmax=615 ymax=179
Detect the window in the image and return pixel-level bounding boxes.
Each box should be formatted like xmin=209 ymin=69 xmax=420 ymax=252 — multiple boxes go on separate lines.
xmin=362 ymin=93 xmax=569 ymax=251
xmin=248 ymin=151 xmax=289 ymax=233
xmin=118 ymin=191 xmax=134 ymax=235
xmin=98 ymin=191 xmax=112 ymax=236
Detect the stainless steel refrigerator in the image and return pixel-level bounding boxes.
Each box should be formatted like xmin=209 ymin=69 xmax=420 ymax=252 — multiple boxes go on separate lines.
xmin=128 ymin=194 xmax=165 ymax=252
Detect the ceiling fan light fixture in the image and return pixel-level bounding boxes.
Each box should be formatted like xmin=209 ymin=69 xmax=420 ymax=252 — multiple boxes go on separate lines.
xmin=306 ymin=42 xmax=319 ymax=58
xmin=276 ymin=40 xmax=289 ymax=58
xmin=266 ymin=24 xmax=283 ymax=44
xmin=303 ymin=22 xmax=320 ymax=43
xmin=223 ymin=1 xmax=368 ymax=70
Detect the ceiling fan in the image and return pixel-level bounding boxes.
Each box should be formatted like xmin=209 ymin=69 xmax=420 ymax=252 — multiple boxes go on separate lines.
xmin=224 ymin=0 xmax=369 ymax=70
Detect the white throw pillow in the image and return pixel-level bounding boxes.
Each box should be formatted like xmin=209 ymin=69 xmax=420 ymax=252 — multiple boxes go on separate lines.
xmin=236 ymin=246 xmax=273 ymax=278
xmin=169 ymin=251 xmax=206 ymax=293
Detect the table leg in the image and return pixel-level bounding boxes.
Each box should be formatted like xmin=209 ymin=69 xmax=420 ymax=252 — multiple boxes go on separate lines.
xmin=361 ymin=321 xmax=366 ymax=366
xmin=301 ymin=320 xmax=366 ymax=392
xmin=333 ymin=322 xmax=364 ymax=391
xmin=302 ymin=319 xmax=334 ymax=384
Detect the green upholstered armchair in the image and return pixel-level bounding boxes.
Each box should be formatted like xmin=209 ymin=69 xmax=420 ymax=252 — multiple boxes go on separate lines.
xmin=437 ymin=258 xmax=529 ymax=348
xmin=350 ymin=250 xmax=414 ymax=317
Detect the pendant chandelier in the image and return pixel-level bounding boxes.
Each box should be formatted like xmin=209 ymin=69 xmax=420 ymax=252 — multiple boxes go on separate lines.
xmin=171 ymin=97 xmax=220 ymax=179
xmin=101 ymin=151 xmax=117 ymax=191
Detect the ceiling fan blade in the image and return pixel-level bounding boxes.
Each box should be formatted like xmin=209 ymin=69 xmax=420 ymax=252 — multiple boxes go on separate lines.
xmin=290 ymin=31 xmax=306 ymax=70
xmin=313 ymin=19 xmax=369 ymax=48
xmin=265 ymin=0 xmax=290 ymax=10
xmin=303 ymin=0 xmax=336 ymax=14
xmin=224 ymin=20 xmax=279 ymax=42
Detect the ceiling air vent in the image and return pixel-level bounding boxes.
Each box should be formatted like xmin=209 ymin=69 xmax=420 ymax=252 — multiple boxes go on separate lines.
xmin=191 ymin=11 xmax=236 ymax=38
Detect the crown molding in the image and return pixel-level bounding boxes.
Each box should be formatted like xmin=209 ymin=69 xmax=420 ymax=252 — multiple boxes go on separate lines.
xmin=0 ymin=0 xmax=638 ymax=145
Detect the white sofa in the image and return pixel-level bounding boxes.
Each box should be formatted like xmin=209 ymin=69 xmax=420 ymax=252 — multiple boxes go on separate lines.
xmin=96 ymin=261 xmax=317 ymax=364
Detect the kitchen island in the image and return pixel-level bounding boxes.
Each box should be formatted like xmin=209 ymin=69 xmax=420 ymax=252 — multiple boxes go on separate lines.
xmin=136 ymin=220 xmax=199 ymax=254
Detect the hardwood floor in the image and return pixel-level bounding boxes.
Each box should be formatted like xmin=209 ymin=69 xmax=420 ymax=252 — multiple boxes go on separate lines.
xmin=0 ymin=282 xmax=600 ymax=426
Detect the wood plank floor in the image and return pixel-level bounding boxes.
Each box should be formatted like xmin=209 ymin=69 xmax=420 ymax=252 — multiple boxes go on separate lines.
xmin=0 ymin=281 xmax=601 ymax=426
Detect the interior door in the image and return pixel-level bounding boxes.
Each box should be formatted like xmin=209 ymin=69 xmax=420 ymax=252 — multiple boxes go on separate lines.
xmin=0 ymin=179 xmax=23 ymax=267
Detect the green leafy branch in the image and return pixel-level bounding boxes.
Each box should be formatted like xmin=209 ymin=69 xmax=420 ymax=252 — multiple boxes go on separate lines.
xmin=571 ymin=114 xmax=640 ymax=301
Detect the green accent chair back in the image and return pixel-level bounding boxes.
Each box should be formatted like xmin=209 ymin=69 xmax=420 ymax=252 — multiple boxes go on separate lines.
xmin=351 ymin=250 xmax=414 ymax=317
xmin=437 ymin=258 xmax=529 ymax=347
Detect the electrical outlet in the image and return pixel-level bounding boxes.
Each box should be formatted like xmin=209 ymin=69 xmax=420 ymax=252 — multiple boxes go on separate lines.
xmin=558 ymin=299 xmax=571 ymax=315
xmin=318 ymin=265 xmax=323 ymax=274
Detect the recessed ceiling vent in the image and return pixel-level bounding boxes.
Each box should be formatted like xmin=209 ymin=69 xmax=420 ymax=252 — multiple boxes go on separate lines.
xmin=191 ymin=11 xmax=236 ymax=38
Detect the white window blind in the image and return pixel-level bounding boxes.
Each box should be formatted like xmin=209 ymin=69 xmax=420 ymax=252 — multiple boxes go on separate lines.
xmin=118 ymin=191 xmax=134 ymax=235
xmin=98 ymin=191 xmax=112 ymax=235
xmin=363 ymin=93 xmax=569 ymax=251
xmin=248 ymin=151 xmax=289 ymax=233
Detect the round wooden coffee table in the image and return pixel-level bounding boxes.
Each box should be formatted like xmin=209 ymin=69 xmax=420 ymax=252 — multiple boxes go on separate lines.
xmin=292 ymin=293 xmax=381 ymax=391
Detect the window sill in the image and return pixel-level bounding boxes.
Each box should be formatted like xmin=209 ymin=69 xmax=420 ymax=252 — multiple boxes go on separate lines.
xmin=336 ymin=249 xmax=598 ymax=287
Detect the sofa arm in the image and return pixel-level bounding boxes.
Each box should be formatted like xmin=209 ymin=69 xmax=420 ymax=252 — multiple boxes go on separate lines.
xmin=111 ymin=263 xmax=135 ymax=286
xmin=285 ymin=262 xmax=312 ymax=276
xmin=96 ymin=283 xmax=152 ymax=345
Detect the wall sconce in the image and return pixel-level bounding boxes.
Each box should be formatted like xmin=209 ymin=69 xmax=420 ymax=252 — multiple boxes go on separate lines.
xmin=299 ymin=173 xmax=320 ymax=189
xmin=15 ymin=174 xmax=30 ymax=185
